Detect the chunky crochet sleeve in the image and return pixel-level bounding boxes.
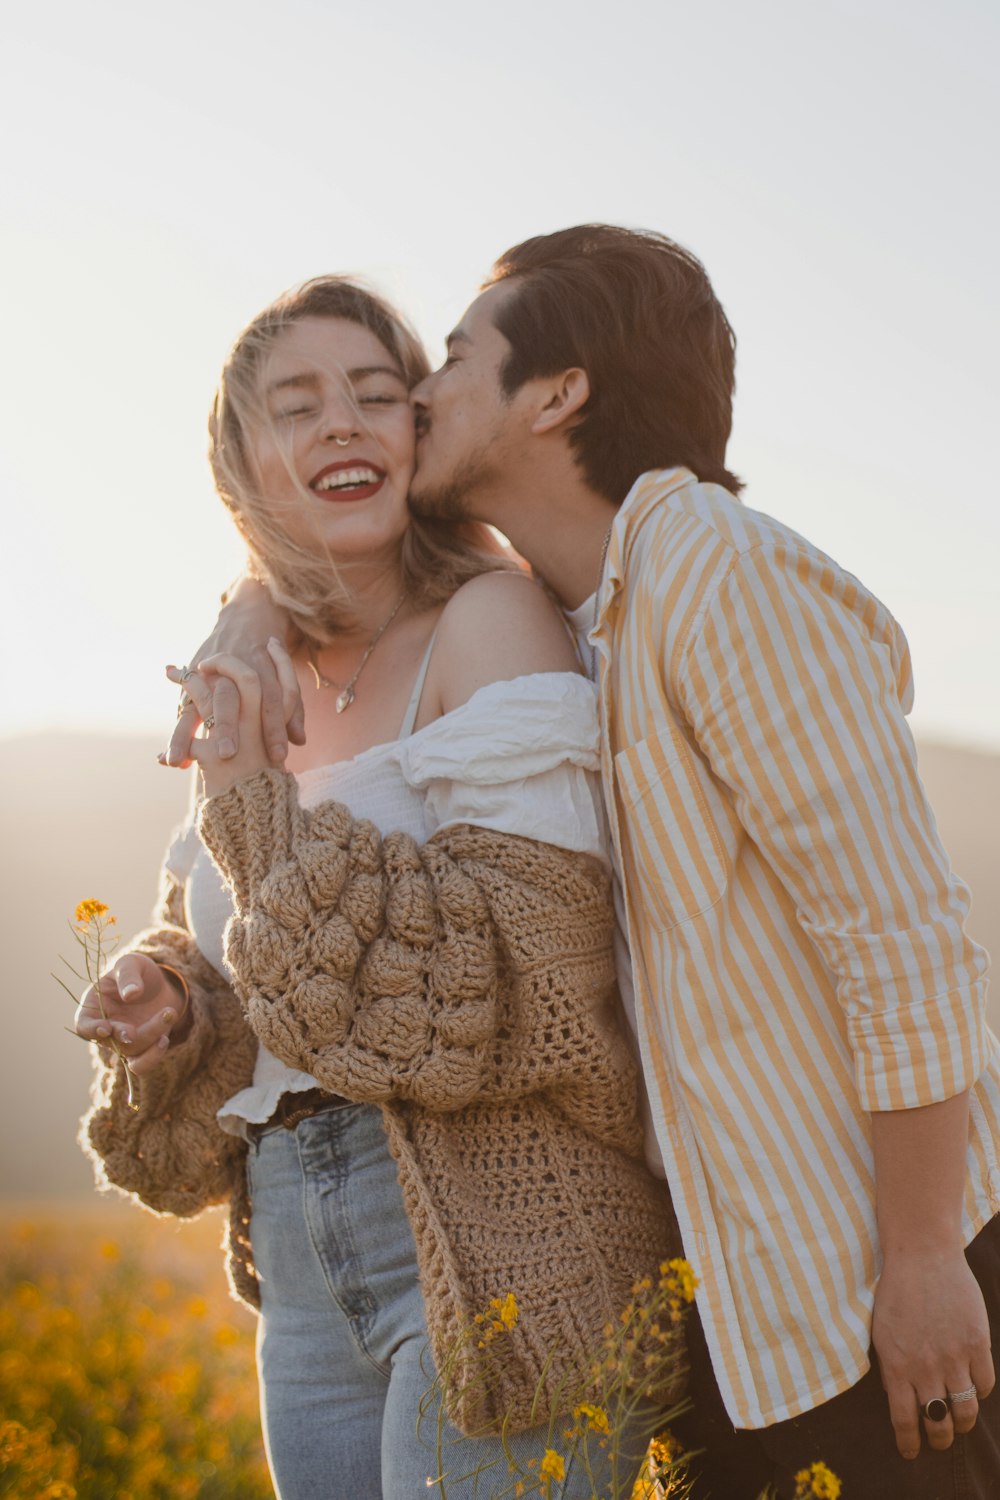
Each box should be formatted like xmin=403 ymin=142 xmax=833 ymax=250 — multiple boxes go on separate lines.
xmin=199 ymin=769 xmax=642 ymax=1150
xmin=81 ymin=864 xmax=258 ymax=1217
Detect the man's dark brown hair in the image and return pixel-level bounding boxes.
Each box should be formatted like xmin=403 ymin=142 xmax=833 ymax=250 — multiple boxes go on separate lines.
xmin=485 ymin=224 xmax=743 ymax=502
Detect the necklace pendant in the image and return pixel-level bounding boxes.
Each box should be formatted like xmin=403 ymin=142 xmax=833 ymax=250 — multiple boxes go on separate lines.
xmin=335 ymin=686 xmax=355 ymax=714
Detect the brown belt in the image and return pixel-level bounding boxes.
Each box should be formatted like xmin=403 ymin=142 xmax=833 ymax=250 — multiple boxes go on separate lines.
xmin=246 ymin=1087 xmax=354 ymax=1142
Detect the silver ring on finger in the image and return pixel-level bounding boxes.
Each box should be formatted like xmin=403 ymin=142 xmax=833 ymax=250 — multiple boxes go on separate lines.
xmin=179 ymin=666 xmax=196 ymax=681
xmin=947 ymin=1386 xmax=979 ymax=1404
xmin=203 ymin=714 xmax=216 ymax=731
xmin=923 ymin=1397 xmax=950 ymax=1423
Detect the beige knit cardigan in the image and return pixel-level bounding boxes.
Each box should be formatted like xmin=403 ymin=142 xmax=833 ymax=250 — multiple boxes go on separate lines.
xmin=83 ymin=768 xmax=678 ymax=1433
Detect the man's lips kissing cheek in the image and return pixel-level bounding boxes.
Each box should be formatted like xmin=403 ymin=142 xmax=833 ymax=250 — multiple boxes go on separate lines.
xmin=309 ymin=460 xmax=387 ymax=502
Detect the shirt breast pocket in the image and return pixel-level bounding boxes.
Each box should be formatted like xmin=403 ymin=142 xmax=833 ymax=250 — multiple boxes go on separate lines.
xmin=613 ymin=723 xmax=731 ymax=930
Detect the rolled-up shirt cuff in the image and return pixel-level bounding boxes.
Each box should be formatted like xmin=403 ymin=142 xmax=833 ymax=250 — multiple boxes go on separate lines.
xmin=850 ymin=979 xmax=989 ymax=1111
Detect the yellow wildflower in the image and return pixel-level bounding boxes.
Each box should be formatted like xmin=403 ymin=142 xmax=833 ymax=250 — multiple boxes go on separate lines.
xmin=495 ymin=1292 xmax=519 ymax=1330
xmin=659 ymin=1258 xmax=699 ymax=1302
xmin=539 ymin=1447 xmax=565 ymax=1483
xmin=0 ymin=1420 xmax=30 ymax=1460
xmin=649 ymin=1429 xmax=682 ymax=1466
xmin=573 ymin=1400 xmax=611 ymax=1435
xmin=794 ymin=1460 xmax=842 ymax=1500
xmin=74 ymin=899 xmax=113 ymax=927
xmin=476 ymin=1291 xmax=519 ymax=1346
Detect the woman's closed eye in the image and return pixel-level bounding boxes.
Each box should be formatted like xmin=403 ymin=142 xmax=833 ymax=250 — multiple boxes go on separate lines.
xmin=352 ymin=371 xmax=408 ymax=406
xmin=274 ymin=403 xmax=317 ymax=421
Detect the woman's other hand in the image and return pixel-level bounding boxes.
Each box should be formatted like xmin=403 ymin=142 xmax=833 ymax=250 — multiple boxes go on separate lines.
xmin=184 ymin=641 xmax=296 ymax=797
xmin=165 ymin=576 xmax=303 ymax=769
xmin=74 ymin=954 xmax=190 ymax=1076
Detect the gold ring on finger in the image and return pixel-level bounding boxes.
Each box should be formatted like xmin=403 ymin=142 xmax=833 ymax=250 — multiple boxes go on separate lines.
xmin=947 ymin=1386 xmax=979 ymax=1404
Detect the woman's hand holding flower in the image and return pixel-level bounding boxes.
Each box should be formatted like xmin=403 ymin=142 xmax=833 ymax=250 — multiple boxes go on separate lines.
xmin=75 ymin=953 xmax=189 ymax=1076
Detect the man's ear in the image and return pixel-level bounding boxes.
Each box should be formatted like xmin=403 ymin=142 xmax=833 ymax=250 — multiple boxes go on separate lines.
xmin=530 ymin=368 xmax=590 ymax=436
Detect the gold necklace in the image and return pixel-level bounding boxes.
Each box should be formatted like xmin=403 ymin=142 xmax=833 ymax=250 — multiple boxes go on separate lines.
xmin=306 ymin=594 xmax=406 ymax=714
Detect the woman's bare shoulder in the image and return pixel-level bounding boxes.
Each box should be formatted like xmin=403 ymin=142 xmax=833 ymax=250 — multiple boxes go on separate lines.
xmin=431 ymin=572 xmax=581 ymax=713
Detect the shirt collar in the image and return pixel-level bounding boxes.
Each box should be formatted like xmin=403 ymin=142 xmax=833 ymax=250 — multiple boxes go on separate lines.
xmin=591 ymin=467 xmax=695 ymax=651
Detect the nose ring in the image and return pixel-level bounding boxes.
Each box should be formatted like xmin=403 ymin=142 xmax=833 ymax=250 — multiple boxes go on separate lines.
xmin=334 ymin=436 xmax=350 ymax=447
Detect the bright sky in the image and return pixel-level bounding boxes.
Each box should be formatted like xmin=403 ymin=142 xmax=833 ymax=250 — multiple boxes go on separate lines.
xmin=2 ymin=0 xmax=997 ymax=748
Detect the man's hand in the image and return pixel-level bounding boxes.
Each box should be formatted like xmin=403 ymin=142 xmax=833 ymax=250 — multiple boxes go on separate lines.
xmin=871 ymin=1091 xmax=995 ymax=1458
xmin=873 ymin=1246 xmax=994 ymax=1458
xmin=75 ymin=954 xmax=190 ymax=1076
xmin=165 ymin=576 xmax=303 ymax=767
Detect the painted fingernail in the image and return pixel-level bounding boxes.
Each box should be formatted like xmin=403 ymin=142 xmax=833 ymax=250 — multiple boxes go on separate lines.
xmin=158 ymin=1036 xmax=170 ymax=1050
xmin=96 ymin=1026 xmax=110 ymax=1039
xmin=121 ymin=984 xmax=140 ymax=999
xmin=162 ymin=1009 xmax=175 ymax=1024
xmin=218 ymin=737 xmax=235 ymax=758
xmin=119 ymin=1032 xmax=132 ymax=1045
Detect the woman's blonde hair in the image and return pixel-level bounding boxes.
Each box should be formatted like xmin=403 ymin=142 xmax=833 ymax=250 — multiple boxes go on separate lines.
xmin=209 ymin=276 xmax=513 ymax=642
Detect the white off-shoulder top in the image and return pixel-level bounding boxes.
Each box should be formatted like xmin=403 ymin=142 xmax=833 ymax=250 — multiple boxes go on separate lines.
xmin=165 ymin=671 xmax=610 ymax=1136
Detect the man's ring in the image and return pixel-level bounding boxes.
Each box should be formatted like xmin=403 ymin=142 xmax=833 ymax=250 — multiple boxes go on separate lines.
xmin=179 ymin=666 xmax=196 ymax=681
xmin=203 ymin=714 xmax=216 ymax=731
xmin=947 ymin=1386 xmax=978 ymax=1404
xmin=923 ymin=1397 xmax=950 ymax=1422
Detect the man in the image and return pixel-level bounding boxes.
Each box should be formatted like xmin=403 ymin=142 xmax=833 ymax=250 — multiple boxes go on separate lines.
xmin=178 ymin=226 xmax=998 ymax=1498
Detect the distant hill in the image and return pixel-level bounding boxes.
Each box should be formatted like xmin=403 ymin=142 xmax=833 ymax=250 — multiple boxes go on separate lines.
xmin=1 ymin=733 xmax=996 ymax=1202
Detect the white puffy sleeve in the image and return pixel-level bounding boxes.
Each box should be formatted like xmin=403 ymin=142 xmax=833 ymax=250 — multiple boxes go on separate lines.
xmin=394 ymin=672 xmax=609 ymax=862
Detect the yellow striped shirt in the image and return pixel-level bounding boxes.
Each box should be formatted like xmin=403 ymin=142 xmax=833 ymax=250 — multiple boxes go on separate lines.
xmin=591 ymin=467 xmax=998 ymax=1428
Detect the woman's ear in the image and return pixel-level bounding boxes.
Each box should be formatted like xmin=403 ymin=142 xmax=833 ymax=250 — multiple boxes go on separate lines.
xmin=530 ymin=368 xmax=590 ymax=436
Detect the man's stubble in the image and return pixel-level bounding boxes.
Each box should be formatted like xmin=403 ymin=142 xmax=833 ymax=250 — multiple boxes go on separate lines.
xmin=408 ymin=443 xmax=504 ymax=527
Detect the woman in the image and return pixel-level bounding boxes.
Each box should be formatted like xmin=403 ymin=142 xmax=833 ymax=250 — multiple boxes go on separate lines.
xmin=74 ymin=278 xmax=678 ymax=1499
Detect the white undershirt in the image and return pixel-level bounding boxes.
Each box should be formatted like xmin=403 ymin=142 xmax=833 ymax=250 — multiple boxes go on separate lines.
xmin=565 ymin=597 xmax=664 ymax=1177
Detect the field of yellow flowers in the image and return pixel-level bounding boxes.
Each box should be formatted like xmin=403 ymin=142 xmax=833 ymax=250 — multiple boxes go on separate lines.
xmin=0 ymin=1205 xmax=835 ymax=1500
xmin=0 ymin=1204 xmax=271 ymax=1500
xmin=2 ymin=1204 xmax=691 ymax=1500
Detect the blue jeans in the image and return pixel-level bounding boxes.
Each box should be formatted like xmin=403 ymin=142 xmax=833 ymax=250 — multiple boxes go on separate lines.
xmin=247 ymin=1102 xmax=651 ymax=1499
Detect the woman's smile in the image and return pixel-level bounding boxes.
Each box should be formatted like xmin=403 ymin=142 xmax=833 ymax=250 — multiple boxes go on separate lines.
xmin=309 ymin=459 xmax=387 ymax=502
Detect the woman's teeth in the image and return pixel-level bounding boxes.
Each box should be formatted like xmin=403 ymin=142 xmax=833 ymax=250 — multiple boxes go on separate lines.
xmin=314 ymin=467 xmax=380 ymax=493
